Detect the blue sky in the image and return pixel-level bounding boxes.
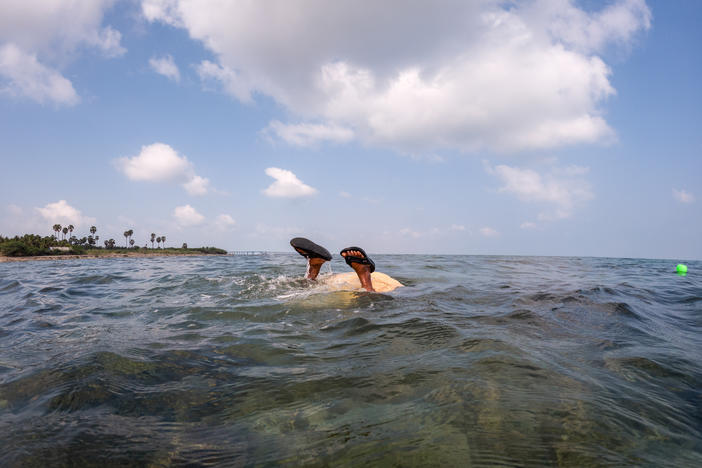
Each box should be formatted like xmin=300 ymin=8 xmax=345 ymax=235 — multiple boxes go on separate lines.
xmin=1 ymin=0 xmax=700 ymax=259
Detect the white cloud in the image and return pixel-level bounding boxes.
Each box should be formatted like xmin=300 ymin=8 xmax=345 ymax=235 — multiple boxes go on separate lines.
xmin=400 ymin=228 xmax=422 ymax=239
xmin=410 ymin=153 xmax=445 ymax=164
xmin=488 ymin=163 xmax=593 ymax=220
xmin=0 ymin=43 xmax=79 ymax=105
xmin=450 ymin=224 xmax=466 ymax=231
xmin=398 ymin=227 xmax=443 ymax=238
xmin=672 ymin=189 xmax=695 ymax=204
xmin=196 ymin=60 xmax=252 ymax=103
xmin=117 ymin=215 xmax=136 ymax=227
xmin=7 ymin=204 xmax=22 ymax=216
xmin=480 ymin=227 xmax=499 ymax=237
xmin=552 ymin=165 xmax=591 ymax=177
xmin=251 ymin=223 xmax=302 ymax=239
xmin=116 ymin=143 xmax=190 ymax=181
xmin=91 ymin=25 xmax=124 ymax=58
xmin=0 ymin=0 xmax=124 ymax=56
xmin=142 ymin=0 xmax=182 ymax=27
xmin=263 ymin=167 xmax=317 ymax=198
xmin=3 ymin=202 xmax=91 ymax=236
xmin=115 ymin=143 xmax=211 ymax=195
xmin=35 ymin=200 xmax=96 ymax=228
xmin=531 ymin=0 xmax=652 ymax=54
xmin=143 ymin=0 xmax=650 ymax=153
xmin=183 ymin=175 xmax=210 ymax=196
xmin=339 ymin=191 xmax=352 ymax=198
xmin=264 ymin=120 xmax=354 ymax=147
xmin=214 ymin=214 xmax=236 ymax=230
xmin=520 ymin=221 xmax=537 ymax=229
xmin=149 ymin=55 xmax=180 ymax=82
xmin=173 ymin=204 xmax=205 ymax=226
xmin=0 ymin=0 xmax=124 ymax=105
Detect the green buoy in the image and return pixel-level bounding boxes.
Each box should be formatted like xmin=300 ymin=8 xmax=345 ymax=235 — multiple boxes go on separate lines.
xmin=676 ymin=264 xmax=688 ymax=276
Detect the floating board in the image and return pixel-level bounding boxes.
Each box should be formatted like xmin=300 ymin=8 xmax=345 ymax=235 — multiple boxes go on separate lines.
xmin=321 ymin=272 xmax=403 ymax=293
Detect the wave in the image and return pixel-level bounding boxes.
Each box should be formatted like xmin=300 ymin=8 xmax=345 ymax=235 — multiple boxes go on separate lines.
xmin=2 ymin=255 xmax=701 ymax=466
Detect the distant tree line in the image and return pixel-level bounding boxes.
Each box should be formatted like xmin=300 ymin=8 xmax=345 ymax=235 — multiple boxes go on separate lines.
xmin=0 ymin=234 xmax=75 ymax=257
xmin=1 ymin=224 xmax=225 ymax=257
xmin=48 ymin=224 xmax=169 ymax=250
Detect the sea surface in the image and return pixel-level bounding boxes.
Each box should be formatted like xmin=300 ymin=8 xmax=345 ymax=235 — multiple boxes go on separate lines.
xmin=0 ymin=254 xmax=701 ymax=467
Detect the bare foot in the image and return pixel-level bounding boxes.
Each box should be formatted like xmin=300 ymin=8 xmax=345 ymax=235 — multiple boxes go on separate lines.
xmin=341 ymin=249 xmax=375 ymax=292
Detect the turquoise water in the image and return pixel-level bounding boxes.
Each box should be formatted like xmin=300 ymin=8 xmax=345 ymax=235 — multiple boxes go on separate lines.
xmin=1 ymin=254 xmax=701 ymax=466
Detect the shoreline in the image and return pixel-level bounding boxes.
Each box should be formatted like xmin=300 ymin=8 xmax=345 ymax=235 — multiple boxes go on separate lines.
xmin=0 ymin=251 xmax=227 ymax=263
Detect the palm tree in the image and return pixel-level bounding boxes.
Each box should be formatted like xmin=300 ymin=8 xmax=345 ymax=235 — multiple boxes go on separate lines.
xmin=123 ymin=231 xmax=129 ymax=248
xmin=161 ymin=235 xmax=166 ymax=248
xmin=90 ymin=226 xmax=97 ymax=237
xmin=62 ymin=227 xmax=68 ymax=240
xmin=127 ymin=229 xmax=134 ymax=246
xmin=150 ymin=233 xmax=156 ymax=249
xmin=129 ymin=239 xmax=135 ymax=248
xmin=156 ymin=236 xmax=162 ymax=248
xmin=53 ymin=224 xmax=62 ymax=240
xmin=68 ymin=225 xmax=74 ymax=238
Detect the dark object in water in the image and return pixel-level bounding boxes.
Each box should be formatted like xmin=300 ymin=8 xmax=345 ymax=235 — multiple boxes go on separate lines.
xmin=290 ymin=237 xmax=332 ymax=261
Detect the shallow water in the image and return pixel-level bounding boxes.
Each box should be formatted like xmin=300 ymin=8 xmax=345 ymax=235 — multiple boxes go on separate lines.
xmin=1 ymin=254 xmax=701 ymax=466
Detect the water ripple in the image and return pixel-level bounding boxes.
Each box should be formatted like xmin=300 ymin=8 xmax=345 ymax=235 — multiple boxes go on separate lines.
xmin=1 ymin=254 xmax=701 ymax=465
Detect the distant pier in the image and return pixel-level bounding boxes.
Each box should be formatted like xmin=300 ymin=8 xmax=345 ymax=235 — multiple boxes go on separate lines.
xmin=231 ymin=251 xmax=268 ymax=255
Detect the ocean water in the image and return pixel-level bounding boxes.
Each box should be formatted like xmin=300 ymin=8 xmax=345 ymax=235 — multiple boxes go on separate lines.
xmin=0 ymin=254 xmax=700 ymax=467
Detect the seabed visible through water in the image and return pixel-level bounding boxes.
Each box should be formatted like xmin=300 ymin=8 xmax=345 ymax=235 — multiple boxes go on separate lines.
xmin=1 ymin=254 xmax=700 ymax=466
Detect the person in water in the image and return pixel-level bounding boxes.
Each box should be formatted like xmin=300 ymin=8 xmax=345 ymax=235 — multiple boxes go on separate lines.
xmin=290 ymin=237 xmax=379 ymax=292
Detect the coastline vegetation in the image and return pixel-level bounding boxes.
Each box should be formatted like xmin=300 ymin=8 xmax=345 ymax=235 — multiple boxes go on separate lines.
xmin=1 ymin=225 xmax=227 ymax=258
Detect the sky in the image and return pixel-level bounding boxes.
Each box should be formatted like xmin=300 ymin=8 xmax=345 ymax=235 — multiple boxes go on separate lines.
xmin=0 ymin=0 xmax=700 ymax=259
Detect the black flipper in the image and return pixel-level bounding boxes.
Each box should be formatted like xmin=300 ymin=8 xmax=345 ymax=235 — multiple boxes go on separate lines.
xmin=339 ymin=246 xmax=375 ymax=273
xmin=290 ymin=237 xmax=332 ymax=261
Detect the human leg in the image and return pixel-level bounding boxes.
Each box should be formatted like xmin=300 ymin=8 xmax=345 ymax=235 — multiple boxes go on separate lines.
xmin=340 ymin=247 xmax=375 ymax=292
xmin=290 ymin=237 xmax=331 ymax=281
